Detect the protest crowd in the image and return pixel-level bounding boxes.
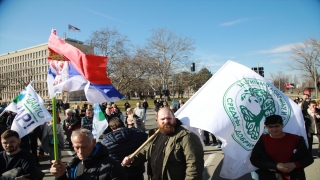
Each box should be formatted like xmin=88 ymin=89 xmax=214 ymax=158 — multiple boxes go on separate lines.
xmin=0 ymin=32 xmax=318 ymax=180
xmin=0 ymin=93 xmax=319 ymax=180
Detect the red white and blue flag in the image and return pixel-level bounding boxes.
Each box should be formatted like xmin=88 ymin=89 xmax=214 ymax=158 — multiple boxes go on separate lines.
xmin=47 ymin=30 xmax=123 ymax=103
xmin=68 ymin=24 xmax=80 ymax=32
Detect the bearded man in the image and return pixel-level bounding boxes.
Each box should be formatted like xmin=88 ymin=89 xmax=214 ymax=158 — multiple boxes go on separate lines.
xmin=122 ymin=107 xmax=204 ymax=180
xmin=0 ymin=130 xmax=43 ymax=180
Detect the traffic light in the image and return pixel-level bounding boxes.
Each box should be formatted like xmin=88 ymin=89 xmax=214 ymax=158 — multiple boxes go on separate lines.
xmin=191 ymin=63 xmax=195 ymax=72
xmin=251 ymin=67 xmax=264 ymax=77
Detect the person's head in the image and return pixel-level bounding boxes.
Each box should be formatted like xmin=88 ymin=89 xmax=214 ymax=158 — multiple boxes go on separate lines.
xmin=65 ymin=109 xmax=74 ymax=118
xmin=163 ymin=101 xmax=168 ymax=106
xmin=112 ymin=104 xmax=117 ymax=108
xmin=126 ymin=108 xmax=133 ymax=115
xmin=264 ymin=115 xmax=284 ymax=138
xmin=303 ymin=94 xmax=310 ymax=100
xmin=1 ymin=130 xmax=21 ymax=154
xmin=71 ymin=128 xmax=96 ymax=160
xmin=86 ymin=108 xmax=94 ymax=117
xmin=109 ymin=117 xmax=125 ymax=131
xmin=114 ymin=107 xmax=120 ymax=113
xmin=156 ymin=107 xmax=177 ymax=135
xmin=105 ymin=105 xmax=111 ymax=114
xmin=136 ymin=102 xmax=141 ymax=107
xmin=308 ymin=101 xmax=317 ymax=113
xmin=143 ymin=99 xmax=146 ymax=102
xmin=169 ymin=105 xmax=175 ymax=112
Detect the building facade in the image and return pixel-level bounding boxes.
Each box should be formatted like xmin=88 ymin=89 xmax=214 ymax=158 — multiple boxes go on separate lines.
xmin=0 ymin=38 xmax=93 ymax=103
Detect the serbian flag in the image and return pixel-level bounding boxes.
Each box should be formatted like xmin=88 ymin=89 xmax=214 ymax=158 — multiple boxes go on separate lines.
xmin=175 ymin=60 xmax=307 ymax=179
xmin=47 ymin=30 xmax=123 ymax=103
xmin=68 ymin=24 xmax=80 ymax=32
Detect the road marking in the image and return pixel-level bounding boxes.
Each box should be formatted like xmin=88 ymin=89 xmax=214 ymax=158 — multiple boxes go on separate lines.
xmin=204 ymin=154 xmax=216 ymax=167
xmin=67 ymin=150 xmax=74 ymax=156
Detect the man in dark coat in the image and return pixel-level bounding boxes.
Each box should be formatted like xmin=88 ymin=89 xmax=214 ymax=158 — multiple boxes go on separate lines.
xmin=102 ymin=117 xmax=147 ymax=180
xmin=142 ymin=99 xmax=149 ymax=114
xmin=63 ymin=109 xmax=81 ymax=148
xmin=50 ymin=128 xmax=127 ymax=180
xmin=250 ymin=115 xmax=313 ymax=180
xmin=0 ymin=130 xmax=44 ymax=180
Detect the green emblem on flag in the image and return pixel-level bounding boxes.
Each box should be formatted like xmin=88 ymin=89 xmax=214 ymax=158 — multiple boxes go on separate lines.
xmin=12 ymin=89 xmax=26 ymax=103
xmin=223 ymin=78 xmax=291 ymax=151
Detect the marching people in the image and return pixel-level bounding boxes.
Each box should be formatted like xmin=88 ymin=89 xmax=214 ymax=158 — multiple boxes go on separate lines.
xmin=0 ymin=130 xmax=44 ymax=180
xmin=81 ymin=108 xmax=94 ymax=131
xmin=102 ymin=117 xmax=148 ymax=180
xmin=250 ymin=114 xmax=314 ymax=180
xmin=50 ymin=128 xmax=127 ymax=180
xmin=122 ymin=107 xmax=204 ymax=180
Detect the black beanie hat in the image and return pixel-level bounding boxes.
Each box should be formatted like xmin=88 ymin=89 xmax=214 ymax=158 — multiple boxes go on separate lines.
xmin=264 ymin=115 xmax=283 ymax=126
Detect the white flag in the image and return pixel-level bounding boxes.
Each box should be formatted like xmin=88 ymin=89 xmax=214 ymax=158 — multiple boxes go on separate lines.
xmin=9 ymin=84 xmax=52 ymax=138
xmin=92 ymin=104 xmax=108 ymax=139
xmin=175 ymin=60 xmax=307 ymax=179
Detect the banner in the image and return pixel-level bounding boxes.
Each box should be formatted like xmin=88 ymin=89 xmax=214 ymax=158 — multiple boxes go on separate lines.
xmin=175 ymin=60 xmax=307 ymax=179
xmin=92 ymin=104 xmax=108 ymax=140
xmin=8 ymin=84 xmax=52 ymax=138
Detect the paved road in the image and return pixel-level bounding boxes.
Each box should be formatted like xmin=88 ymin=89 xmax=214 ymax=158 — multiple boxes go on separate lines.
xmin=39 ymin=109 xmax=320 ymax=180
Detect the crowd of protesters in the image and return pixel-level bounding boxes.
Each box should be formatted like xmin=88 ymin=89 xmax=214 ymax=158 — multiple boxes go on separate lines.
xmin=0 ymin=93 xmax=319 ymax=180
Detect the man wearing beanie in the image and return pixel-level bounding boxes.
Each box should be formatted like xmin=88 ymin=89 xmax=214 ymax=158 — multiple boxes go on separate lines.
xmin=250 ymin=115 xmax=313 ymax=180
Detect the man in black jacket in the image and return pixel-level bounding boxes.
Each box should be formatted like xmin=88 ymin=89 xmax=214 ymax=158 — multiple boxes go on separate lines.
xmin=63 ymin=109 xmax=81 ymax=148
xmin=250 ymin=115 xmax=314 ymax=180
xmin=0 ymin=130 xmax=43 ymax=180
xmin=50 ymin=128 xmax=127 ymax=180
xmin=142 ymin=99 xmax=148 ymax=114
xmin=102 ymin=117 xmax=147 ymax=180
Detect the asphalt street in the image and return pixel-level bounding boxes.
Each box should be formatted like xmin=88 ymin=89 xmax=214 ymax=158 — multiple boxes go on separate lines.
xmin=38 ymin=109 xmax=320 ymax=180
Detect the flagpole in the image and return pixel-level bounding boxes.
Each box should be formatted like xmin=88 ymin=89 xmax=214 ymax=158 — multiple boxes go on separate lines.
xmin=52 ymin=97 xmax=59 ymax=161
xmin=122 ymin=129 xmax=159 ymax=166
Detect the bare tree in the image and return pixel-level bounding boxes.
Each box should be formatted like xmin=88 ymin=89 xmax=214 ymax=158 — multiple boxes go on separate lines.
xmin=289 ymin=37 xmax=320 ymax=91
xmin=145 ymin=28 xmax=195 ymax=93
xmin=86 ymin=27 xmax=131 ymax=77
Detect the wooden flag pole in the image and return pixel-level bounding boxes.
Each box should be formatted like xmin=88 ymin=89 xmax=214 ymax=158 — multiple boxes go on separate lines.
xmin=122 ymin=129 xmax=159 ymax=166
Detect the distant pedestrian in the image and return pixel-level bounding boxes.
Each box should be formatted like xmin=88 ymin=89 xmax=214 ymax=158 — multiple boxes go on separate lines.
xmin=142 ymin=99 xmax=149 ymax=114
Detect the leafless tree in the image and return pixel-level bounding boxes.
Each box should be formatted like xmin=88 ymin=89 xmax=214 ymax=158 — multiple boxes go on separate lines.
xmin=86 ymin=27 xmax=131 ymax=77
xmin=289 ymin=37 xmax=320 ymax=86
xmin=145 ymin=28 xmax=195 ymax=93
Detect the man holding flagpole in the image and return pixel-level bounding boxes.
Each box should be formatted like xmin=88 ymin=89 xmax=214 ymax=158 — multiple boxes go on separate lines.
xmin=122 ymin=107 xmax=204 ymax=180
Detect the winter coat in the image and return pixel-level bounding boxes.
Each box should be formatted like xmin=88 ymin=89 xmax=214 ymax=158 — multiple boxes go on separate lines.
xmin=41 ymin=123 xmax=64 ymax=154
xmin=250 ymin=134 xmax=314 ymax=180
xmin=102 ymin=128 xmax=148 ymax=178
xmin=56 ymin=143 xmax=127 ymax=180
xmin=133 ymin=125 xmax=204 ymax=180
xmin=81 ymin=116 xmax=93 ymax=131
